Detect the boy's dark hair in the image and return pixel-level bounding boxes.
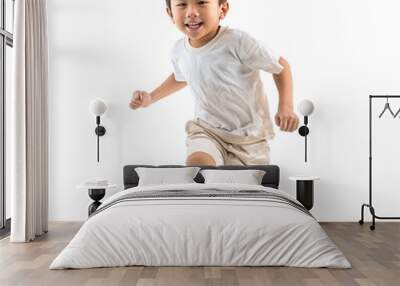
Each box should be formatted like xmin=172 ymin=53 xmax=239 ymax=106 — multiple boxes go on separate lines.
xmin=166 ymin=0 xmax=227 ymax=9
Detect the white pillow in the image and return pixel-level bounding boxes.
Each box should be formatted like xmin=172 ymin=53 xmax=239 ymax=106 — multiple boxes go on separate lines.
xmin=135 ymin=167 xmax=201 ymax=186
xmin=200 ymin=169 xmax=266 ymax=185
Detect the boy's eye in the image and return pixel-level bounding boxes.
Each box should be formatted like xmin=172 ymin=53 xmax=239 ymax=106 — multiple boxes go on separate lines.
xmin=198 ymin=1 xmax=208 ymax=5
xmin=176 ymin=2 xmax=186 ymax=7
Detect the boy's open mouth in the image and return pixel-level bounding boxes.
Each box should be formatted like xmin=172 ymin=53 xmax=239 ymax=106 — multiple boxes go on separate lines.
xmin=185 ymin=22 xmax=203 ymax=31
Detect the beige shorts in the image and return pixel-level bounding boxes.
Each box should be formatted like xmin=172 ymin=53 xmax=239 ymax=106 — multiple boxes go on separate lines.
xmin=185 ymin=118 xmax=270 ymax=166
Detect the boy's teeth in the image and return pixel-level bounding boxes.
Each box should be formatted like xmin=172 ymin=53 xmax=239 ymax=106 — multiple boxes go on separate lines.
xmin=188 ymin=23 xmax=201 ymax=30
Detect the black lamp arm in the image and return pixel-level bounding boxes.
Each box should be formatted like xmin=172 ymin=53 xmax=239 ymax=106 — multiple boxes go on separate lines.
xmin=94 ymin=116 xmax=106 ymax=162
xmin=298 ymin=116 xmax=310 ymax=162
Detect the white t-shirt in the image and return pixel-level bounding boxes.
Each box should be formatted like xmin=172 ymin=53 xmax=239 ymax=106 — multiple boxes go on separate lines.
xmin=171 ymin=25 xmax=283 ymax=139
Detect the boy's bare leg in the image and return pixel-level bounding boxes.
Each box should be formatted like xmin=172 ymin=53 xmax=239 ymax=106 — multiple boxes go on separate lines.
xmin=186 ymin=152 xmax=216 ymax=166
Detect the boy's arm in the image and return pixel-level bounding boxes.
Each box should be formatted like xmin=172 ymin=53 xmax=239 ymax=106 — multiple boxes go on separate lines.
xmin=130 ymin=73 xmax=187 ymax=110
xmin=150 ymin=73 xmax=187 ymax=103
xmin=273 ymin=57 xmax=299 ymax=132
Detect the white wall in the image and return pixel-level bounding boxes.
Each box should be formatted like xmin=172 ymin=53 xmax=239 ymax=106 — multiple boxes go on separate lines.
xmin=48 ymin=0 xmax=400 ymax=221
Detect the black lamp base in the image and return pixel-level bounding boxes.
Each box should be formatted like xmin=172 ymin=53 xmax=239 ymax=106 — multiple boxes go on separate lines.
xmin=299 ymin=126 xmax=309 ymax=137
xmin=95 ymin=126 xmax=106 ymax=136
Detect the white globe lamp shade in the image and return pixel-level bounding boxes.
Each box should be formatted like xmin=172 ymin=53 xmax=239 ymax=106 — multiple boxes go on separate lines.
xmin=89 ymin=99 xmax=107 ymax=116
xmin=298 ymin=99 xmax=314 ymax=116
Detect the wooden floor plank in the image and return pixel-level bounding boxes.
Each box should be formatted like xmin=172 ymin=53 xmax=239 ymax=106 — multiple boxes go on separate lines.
xmin=0 ymin=222 xmax=399 ymax=286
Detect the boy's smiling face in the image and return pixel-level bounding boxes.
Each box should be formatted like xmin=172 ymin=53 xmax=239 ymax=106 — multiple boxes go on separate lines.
xmin=167 ymin=0 xmax=229 ymax=48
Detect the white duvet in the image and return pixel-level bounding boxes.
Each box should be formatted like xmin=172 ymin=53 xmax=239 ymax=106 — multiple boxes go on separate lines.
xmin=50 ymin=183 xmax=351 ymax=269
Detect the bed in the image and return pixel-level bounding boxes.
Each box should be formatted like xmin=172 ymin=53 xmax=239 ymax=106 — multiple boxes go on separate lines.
xmin=50 ymin=164 xmax=351 ymax=269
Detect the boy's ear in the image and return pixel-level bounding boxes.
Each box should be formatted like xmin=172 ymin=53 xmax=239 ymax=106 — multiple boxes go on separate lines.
xmin=166 ymin=7 xmax=175 ymax=23
xmin=219 ymin=2 xmax=230 ymax=20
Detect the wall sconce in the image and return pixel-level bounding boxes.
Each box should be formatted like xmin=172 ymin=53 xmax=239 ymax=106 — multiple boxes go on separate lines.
xmin=89 ymin=99 xmax=107 ymax=162
xmin=298 ymin=99 xmax=315 ymax=163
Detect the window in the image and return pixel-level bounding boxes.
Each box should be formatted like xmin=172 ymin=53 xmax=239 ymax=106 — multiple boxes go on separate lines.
xmin=0 ymin=0 xmax=14 ymax=235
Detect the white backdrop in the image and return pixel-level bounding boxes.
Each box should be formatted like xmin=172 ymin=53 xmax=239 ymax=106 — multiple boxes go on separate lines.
xmin=47 ymin=0 xmax=400 ymax=221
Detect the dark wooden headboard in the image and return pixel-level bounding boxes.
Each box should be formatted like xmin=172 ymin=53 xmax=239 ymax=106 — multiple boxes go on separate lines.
xmin=123 ymin=165 xmax=280 ymax=189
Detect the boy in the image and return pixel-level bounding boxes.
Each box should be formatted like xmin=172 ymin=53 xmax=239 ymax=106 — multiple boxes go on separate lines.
xmin=130 ymin=0 xmax=299 ymax=166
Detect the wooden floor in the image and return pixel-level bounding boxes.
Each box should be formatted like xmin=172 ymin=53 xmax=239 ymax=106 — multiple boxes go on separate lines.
xmin=0 ymin=222 xmax=399 ymax=286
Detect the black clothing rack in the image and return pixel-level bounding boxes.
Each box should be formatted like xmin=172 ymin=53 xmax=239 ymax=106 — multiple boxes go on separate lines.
xmin=359 ymin=95 xmax=400 ymax=230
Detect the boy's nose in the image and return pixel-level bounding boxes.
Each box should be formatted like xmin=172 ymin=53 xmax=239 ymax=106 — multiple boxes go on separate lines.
xmin=186 ymin=5 xmax=200 ymax=18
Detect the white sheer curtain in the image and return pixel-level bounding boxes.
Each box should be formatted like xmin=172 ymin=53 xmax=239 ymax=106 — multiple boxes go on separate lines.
xmin=9 ymin=0 xmax=49 ymax=242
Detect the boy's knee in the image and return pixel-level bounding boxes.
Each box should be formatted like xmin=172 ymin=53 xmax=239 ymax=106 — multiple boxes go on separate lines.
xmin=186 ymin=152 xmax=216 ymax=166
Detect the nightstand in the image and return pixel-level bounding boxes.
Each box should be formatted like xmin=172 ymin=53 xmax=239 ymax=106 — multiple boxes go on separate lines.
xmin=289 ymin=176 xmax=320 ymax=210
xmin=77 ymin=183 xmax=117 ymax=216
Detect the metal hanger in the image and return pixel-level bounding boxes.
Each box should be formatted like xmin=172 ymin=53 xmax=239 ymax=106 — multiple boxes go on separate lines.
xmin=378 ymin=97 xmax=395 ymax=118
xmin=394 ymin=106 xmax=400 ymax=118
